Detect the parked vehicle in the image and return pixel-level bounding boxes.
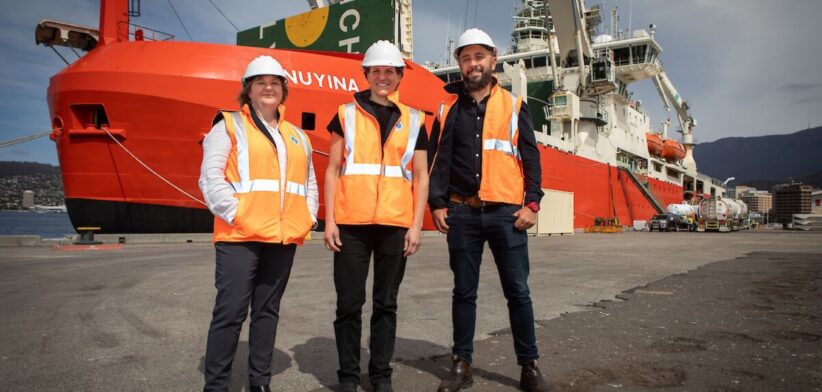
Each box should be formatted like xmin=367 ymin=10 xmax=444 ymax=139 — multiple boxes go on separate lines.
xmin=649 ymin=213 xmax=689 ymax=232
xmin=697 ymin=197 xmax=749 ymax=232
xmin=667 ymin=203 xmax=698 ymax=231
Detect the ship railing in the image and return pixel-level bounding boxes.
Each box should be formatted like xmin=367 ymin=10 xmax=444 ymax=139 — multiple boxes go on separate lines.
xmin=513 ymin=18 xmax=547 ymax=29
xmin=123 ymin=22 xmax=175 ymax=41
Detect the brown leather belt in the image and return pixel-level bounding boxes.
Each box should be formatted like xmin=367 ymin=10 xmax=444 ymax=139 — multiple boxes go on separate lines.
xmin=449 ymin=193 xmax=500 ymax=208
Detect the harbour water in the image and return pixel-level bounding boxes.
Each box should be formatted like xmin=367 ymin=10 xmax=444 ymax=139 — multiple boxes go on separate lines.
xmin=0 ymin=210 xmax=74 ymax=238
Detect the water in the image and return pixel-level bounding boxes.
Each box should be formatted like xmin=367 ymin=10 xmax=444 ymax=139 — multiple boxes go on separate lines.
xmin=0 ymin=210 xmax=75 ymax=238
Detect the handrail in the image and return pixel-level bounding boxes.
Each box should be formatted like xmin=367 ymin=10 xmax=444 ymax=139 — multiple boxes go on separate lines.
xmin=619 ymin=167 xmax=665 ymax=214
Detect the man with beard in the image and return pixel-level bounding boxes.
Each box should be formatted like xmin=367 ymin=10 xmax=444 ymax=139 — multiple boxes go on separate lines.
xmin=428 ymin=28 xmax=549 ymax=392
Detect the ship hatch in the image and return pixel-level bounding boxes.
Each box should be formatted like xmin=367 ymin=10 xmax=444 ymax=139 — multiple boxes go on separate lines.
xmin=65 ymin=104 xmax=125 ymax=138
xmin=301 ymin=112 xmax=316 ymax=131
xmin=72 ymin=104 xmax=110 ymax=129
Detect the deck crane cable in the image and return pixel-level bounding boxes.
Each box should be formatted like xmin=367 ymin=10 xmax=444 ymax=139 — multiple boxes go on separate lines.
xmin=166 ymin=0 xmax=194 ymax=41
xmin=0 ymin=131 xmax=52 ymax=148
xmin=101 ymin=127 xmax=207 ymax=207
xmin=208 ymin=0 xmax=240 ymax=31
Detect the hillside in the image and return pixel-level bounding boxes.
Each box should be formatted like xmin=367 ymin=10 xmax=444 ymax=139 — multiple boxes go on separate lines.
xmin=0 ymin=161 xmax=64 ymax=209
xmin=0 ymin=161 xmax=61 ymax=177
xmin=694 ymin=127 xmax=822 ymax=184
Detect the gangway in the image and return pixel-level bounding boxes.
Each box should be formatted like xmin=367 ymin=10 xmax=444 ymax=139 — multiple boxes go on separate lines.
xmin=619 ymin=167 xmax=664 ymax=214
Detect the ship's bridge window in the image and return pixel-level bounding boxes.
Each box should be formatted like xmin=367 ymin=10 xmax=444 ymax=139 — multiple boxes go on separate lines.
xmin=532 ymin=56 xmax=547 ymax=68
xmin=523 ymin=58 xmax=533 ymax=69
xmin=647 ymin=47 xmax=658 ymax=63
xmin=613 ymin=47 xmax=630 ymax=65
xmin=553 ymin=95 xmax=567 ymax=107
xmin=436 ymin=74 xmax=448 ymax=83
xmin=632 ymin=45 xmax=648 ymax=64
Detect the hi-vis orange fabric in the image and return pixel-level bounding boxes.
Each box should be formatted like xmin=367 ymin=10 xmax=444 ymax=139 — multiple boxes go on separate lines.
xmin=334 ymin=92 xmax=424 ymax=228
xmin=437 ymin=84 xmax=524 ymax=205
xmin=213 ymin=104 xmax=313 ymax=244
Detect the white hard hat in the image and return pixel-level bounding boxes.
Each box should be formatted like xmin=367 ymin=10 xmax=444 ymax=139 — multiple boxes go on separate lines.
xmin=243 ymin=55 xmax=287 ymax=84
xmin=454 ymin=28 xmax=496 ymax=58
xmin=361 ymin=40 xmax=405 ymax=68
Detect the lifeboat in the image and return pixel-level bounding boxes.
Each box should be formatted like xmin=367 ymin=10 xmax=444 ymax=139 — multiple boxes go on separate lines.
xmin=646 ymin=133 xmax=663 ymax=156
xmin=662 ymin=139 xmax=686 ymax=161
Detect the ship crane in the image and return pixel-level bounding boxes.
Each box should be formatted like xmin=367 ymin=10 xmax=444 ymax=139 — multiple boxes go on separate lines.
xmin=652 ymin=70 xmax=698 ymax=174
xmin=544 ymin=0 xmax=606 ymax=153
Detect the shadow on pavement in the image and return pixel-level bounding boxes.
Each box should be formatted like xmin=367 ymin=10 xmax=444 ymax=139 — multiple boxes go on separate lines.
xmin=197 ymin=341 xmax=292 ymax=391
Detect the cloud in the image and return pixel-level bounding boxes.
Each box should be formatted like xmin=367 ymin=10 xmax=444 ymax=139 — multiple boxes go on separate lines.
xmin=781 ymin=82 xmax=822 ymax=93
xmin=2 ymin=0 xmax=821 ymax=164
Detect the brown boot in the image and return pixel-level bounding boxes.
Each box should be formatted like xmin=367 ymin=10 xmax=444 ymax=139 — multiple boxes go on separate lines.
xmin=437 ymin=355 xmax=473 ymax=392
xmin=520 ymin=360 xmax=550 ymax=392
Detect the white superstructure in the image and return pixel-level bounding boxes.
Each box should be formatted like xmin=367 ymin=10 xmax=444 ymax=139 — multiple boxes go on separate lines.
xmin=428 ymin=0 xmax=725 ymax=199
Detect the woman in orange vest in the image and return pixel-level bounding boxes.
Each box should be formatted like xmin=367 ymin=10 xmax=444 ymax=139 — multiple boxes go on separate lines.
xmin=323 ymin=40 xmax=429 ymax=392
xmin=199 ymin=55 xmax=318 ymax=392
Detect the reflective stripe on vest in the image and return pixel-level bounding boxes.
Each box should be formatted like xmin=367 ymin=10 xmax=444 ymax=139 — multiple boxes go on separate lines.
xmin=436 ymin=85 xmax=525 ymax=205
xmin=481 ymin=93 xmax=520 ymax=159
xmin=213 ymin=106 xmax=313 ymax=245
xmin=334 ymin=97 xmax=424 ymax=228
xmin=341 ymin=103 xmax=422 ymax=181
xmin=229 ymin=112 xmax=310 ymax=199
xmin=231 ymin=112 xmax=252 ymax=189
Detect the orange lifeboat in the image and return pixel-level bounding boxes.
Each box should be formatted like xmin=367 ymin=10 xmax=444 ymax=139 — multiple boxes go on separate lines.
xmin=662 ymin=139 xmax=686 ymax=161
xmin=646 ymin=133 xmax=663 ymax=156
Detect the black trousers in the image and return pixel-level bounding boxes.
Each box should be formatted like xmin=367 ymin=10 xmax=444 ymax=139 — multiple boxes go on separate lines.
xmin=333 ymin=224 xmax=408 ymax=385
xmin=203 ymin=242 xmax=296 ymax=392
xmin=446 ymin=203 xmax=539 ymax=365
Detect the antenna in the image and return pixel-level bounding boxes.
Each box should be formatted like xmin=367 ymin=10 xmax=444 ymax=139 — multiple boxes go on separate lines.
xmin=462 ymin=0 xmax=469 ymax=31
xmin=444 ymin=8 xmax=452 ymax=65
xmin=610 ymin=5 xmax=618 ymax=37
xmin=628 ymin=0 xmax=633 ymax=35
xmin=473 ymin=0 xmax=479 ymax=27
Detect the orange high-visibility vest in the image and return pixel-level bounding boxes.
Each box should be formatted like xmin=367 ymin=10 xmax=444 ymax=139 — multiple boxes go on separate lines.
xmin=334 ymin=92 xmax=424 ymax=228
xmin=437 ymin=84 xmax=524 ymax=205
xmin=213 ymin=104 xmax=313 ymax=245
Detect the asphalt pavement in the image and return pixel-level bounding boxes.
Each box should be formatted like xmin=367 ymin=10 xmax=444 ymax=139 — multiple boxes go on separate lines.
xmin=0 ymin=230 xmax=819 ymax=391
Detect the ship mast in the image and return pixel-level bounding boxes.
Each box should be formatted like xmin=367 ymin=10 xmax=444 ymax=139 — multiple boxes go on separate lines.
xmin=99 ymin=0 xmax=130 ymax=45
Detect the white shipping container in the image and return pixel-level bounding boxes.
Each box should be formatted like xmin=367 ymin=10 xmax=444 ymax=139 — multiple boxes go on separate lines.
xmin=527 ymin=189 xmax=574 ymax=236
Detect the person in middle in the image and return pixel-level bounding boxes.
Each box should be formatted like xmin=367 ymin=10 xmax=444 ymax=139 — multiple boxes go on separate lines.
xmin=323 ymin=40 xmax=429 ymax=392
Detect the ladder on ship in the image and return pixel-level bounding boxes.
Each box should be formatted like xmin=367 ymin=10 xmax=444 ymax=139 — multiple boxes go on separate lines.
xmin=619 ymin=167 xmax=665 ymax=214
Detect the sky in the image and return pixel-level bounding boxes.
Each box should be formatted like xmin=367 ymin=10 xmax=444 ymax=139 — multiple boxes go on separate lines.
xmin=1 ymin=0 xmax=821 ymax=165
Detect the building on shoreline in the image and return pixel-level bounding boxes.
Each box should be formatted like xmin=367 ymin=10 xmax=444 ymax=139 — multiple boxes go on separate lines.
xmin=772 ymin=183 xmax=812 ymax=224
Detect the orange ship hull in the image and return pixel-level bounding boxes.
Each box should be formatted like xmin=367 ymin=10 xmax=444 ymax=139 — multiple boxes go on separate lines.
xmin=48 ymin=41 xmax=445 ymax=232
xmin=46 ymin=0 xmax=687 ymax=233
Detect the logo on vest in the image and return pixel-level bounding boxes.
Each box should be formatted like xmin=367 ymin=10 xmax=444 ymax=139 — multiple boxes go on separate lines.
xmin=290 ymin=135 xmax=299 ymax=144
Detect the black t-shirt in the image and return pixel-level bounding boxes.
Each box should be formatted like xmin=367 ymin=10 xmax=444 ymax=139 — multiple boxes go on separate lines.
xmin=327 ymin=94 xmax=428 ymax=151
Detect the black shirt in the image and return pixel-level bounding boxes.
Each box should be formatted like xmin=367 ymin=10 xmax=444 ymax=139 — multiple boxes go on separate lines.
xmin=428 ymin=81 xmax=543 ymax=210
xmin=327 ymin=91 xmax=428 ymax=151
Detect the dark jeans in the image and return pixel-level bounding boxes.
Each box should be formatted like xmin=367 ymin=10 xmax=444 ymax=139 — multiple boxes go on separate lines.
xmin=446 ymin=202 xmax=539 ymax=365
xmin=203 ymin=242 xmax=296 ymax=392
xmin=333 ymin=224 xmax=408 ymax=385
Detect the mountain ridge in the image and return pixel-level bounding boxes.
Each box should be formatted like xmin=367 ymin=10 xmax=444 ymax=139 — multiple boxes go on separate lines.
xmin=694 ymin=126 xmax=822 ymax=186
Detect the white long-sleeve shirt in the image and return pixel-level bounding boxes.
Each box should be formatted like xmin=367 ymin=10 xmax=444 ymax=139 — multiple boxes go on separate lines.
xmin=198 ymin=119 xmax=318 ymax=226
